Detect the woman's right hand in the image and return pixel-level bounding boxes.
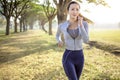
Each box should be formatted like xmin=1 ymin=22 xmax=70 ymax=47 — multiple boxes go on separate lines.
xmin=58 ymin=41 xmax=63 ymax=47
xmin=78 ymin=16 xmax=83 ymax=27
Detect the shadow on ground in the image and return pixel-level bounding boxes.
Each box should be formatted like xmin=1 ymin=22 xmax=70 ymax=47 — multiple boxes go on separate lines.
xmin=0 ymin=37 xmax=59 ymax=64
xmin=88 ymin=41 xmax=120 ymax=55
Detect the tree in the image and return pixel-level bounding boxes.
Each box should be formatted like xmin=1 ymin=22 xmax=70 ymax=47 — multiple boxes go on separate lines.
xmin=37 ymin=12 xmax=48 ymax=33
xmin=20 ymin=11 xmax=28 ymax=32
xmin=17 ymin=0 xmax=39 ymax=32
xmin=0 ymin=0 xmax=15 ymax=35
xmin=13 ymin=0 xmax=29 ymax=33
xmin=29 ymin=3 xmax=48 ymax=32
xmin=42 ymin=0 xmax=57 ymax=35
xmin=0 ymin=15 xmax=6 ymax=27
xmin=0 ymin=0 xmax=39 ymax=35
xmin=53 ymin=0 xmax=71 ymax=24
xmin=53 ymin=0 xmax=108 ymax=24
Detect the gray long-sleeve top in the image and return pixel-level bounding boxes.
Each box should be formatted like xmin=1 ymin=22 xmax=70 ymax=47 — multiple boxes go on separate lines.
xmin=56 ymin=21 xmax=89 ymax=50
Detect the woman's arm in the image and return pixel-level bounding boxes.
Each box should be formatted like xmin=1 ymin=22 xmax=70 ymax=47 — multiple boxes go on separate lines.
xmin=79 ymin=21 xmax=89 ymax=43
xmin=56 ymin=24 xmax=63 ymax=47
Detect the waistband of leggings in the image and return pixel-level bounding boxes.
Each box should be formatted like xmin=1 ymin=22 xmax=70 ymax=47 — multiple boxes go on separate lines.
xmin=65 ymin=49 xmax=83 ymax=52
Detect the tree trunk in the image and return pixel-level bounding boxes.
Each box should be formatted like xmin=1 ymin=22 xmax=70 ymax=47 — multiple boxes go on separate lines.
xmin=23 ymin=20 xmax=25 ymax=31
xmin=49 ymin=19 xmax=52 ymax=35
xmin=25 ymin=23 xmax=27 ymax=31
xmin=39 ymin=21 xmax=47 ymax=33
xmin=55 ymin=0 xmax=71 ymax=24
xmin=14 ymin=17 xmax=18 ymax=33
xmin=30 ymin=25 xmax=33 ymax=30
xmin=39 ymin=22 xmax=42 ymax=29
xmin=20 ymin=19 xmax=22 ymax=32
xmin=42 ymin=25 xmax=47 ymax=33
xmin=5 ymin=17 xmax=10 ymax=35
xmin=57 ymin=9 xmax=67 ymax=24
xmin=29 ymin=22 xmax=33 ymax=30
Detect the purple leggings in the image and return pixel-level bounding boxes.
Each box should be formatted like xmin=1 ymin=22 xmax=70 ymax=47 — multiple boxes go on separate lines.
xmin=62 ymin=49 xmax=84 ymax=80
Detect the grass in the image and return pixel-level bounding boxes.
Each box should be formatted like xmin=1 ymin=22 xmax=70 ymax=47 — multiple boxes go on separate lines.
xmin=89 ymin=29 xmax=120 ymax=46
xmin=0 ymin=30 xmax=120 ymax=80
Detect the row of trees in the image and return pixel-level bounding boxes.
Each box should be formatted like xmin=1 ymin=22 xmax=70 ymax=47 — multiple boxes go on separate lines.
xmin=0 ymin=0 xmax=108 ymax=35
xmin=0 ymin=0 xmax=31 ymax=35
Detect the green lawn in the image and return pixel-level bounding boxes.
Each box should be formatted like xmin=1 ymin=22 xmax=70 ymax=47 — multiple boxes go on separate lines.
xmin=0 ymin=30 xmax=120 ymax=80
xmin=89 ymin=29 xmax=120 ymax=46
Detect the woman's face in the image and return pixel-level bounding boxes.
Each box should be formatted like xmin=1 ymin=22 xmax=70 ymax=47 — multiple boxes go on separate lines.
xmin=68 ymin=3 xmax=80 ymax=20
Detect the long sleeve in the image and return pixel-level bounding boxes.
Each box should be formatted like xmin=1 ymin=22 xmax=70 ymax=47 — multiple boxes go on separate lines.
xmin=79 ymin=21 xmax=89 ymax=43
xmin=56 ymin=24 xmax=62 ymax=43
xmin=83 ymin=21 xmax=89 ymax=35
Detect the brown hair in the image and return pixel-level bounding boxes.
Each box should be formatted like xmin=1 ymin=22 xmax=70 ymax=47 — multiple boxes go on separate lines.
xmin=67 ymin=1 xmax=80 ymax=11
xmin=79 ymin=13 xmax=94 ymax=24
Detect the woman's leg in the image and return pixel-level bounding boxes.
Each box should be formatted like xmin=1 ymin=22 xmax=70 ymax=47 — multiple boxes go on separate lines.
xmin=74 ymin=50 xmax=84 ymax=79
xmin=63 ymin=61 xmax=78 ymax=80
xmin=62 ymin=49 xmax=78 ymax=80
xmin=75 ymin=56 xmax=84 ymax=79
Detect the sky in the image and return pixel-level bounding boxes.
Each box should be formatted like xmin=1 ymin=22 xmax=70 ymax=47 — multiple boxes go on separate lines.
xmin=40 ymin=0 xmax=120 ymax=24
xmin=80 ymin=0 xmax=120 ymax=24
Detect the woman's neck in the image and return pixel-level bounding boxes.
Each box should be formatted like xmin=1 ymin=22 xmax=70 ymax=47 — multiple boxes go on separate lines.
xmin=69 ymin=18 xmax=76 ymax=23
xmin=68 ymin=18 xmax=78 ymax=29
xmin=69 ymin=18 xmax=77 ymax=25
